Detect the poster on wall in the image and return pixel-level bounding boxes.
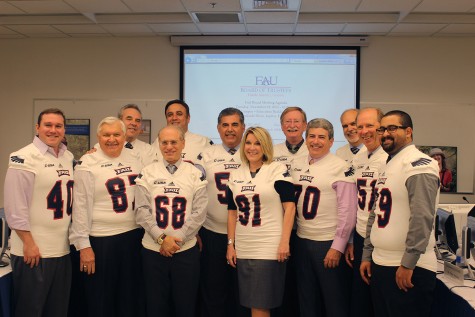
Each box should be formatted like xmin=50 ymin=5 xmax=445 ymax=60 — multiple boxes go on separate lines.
xmin=65 ymin=119 xmax=90 ymax=160
xmin=418 ymin=145 xmax=457 ymax=193
xmin=138 ymin=119 xmax=151 ymax=144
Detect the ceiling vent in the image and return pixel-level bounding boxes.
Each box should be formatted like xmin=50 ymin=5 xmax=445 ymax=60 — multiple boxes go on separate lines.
xmin=192 ymin=13 xmax=242 ymax=23
xmin=253 ymin=0 xmax=288 ymax=9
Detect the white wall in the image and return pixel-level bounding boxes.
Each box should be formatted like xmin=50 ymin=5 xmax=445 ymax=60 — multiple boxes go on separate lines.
xmin=1 ymin=36 xmax=474 ymax=205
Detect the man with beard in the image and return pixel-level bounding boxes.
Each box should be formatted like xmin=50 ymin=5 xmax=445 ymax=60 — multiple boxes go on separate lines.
xmin=336 ymin=109 xmax=364 ymax=163
xmin=360 ymin=110 xmax=439 ymax=317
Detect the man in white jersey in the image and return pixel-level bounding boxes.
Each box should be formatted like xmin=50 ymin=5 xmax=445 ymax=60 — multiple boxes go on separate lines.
xmin=70 ymin=117 xmax=144 ymax=317
xmin=118 ymin=104 xmax=153 ymax=157
xmin=360 ymin=110 xmax=439 ymax=317
xmin=197 ymin=108 xmax=249 ymax=317
xmin=272 ymin=106 xmax=308 ymax=317
xmin=151 ymin=99 xmax=212 ymax=164
xmin=345 ymin=108 xmax=387 ymax=317
xmin=291 ymin=118 xmax=357 ymax=317
xmin=4 ymin=108 xmax=74 ymax=317
xmin=336 ymin=109 xmax=364 ymax=163
xmin=135 ymin=125 xmax=208 ymax=317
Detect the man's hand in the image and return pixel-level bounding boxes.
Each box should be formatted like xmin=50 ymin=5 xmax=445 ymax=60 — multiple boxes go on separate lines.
xmin=159 ymin=236 xmax=182 ymax=257
xmin=360 ymin=261 xmax=372 ymax=285
xmin=345 ymin=243 xmax=354 ymax=268
xmin=23 ymin=239 xmax=41 ymax=268
xmin=80 ymin=247 xmax=96 ymax=275
xmin=396 ymin=266 xmax=414 ymax=292
xmin=323 ymin=248 xmax=342 ymax=269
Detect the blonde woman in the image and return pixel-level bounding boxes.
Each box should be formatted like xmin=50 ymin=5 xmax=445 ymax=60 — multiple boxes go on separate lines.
xmin=226 ymin=127 xmax=296 ymax=317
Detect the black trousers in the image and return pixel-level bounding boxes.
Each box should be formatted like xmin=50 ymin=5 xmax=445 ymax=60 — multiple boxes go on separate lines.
xmin=11 ymin=254 xmax=71 ymax=317
xmin=371 ymin=263 xmax=436 ymax=317
xmin=349 ymin=232 xmax=374 ymax=317
xmin=295 ymin=237 xmax=351 ymax=317
xmin=199 ymin=227 xmax=250 ymax=317
xmin=84 ymin=228 xmax=144 ymax=317
xmin=142 ymin=244 xmax=200 ymax=317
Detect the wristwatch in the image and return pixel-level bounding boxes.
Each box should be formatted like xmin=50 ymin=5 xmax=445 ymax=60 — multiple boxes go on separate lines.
xmin=157 ymin=233 xmax=167 ymax=245
xmin=227 ymin=238 xmax=233 ymax=246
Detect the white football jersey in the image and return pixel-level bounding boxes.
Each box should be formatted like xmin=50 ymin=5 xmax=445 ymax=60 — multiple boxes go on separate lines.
xmin=370 ymin=144 xmax=439 ymax=272
xmin=352 ymin=146 xmax=388 ymax=237
xmin=151 ymin=131 xmax=212 ymax=164
xmin=75 ymin=148 xmax=142 ymax=237
xmin=273 ymin=142 xmax=309 ymax=171
xmin=335 ymin=144 xmax=366 ymax=164
xmin=198 ymin=144 xmax=242 ymax=234
xmin=228 ymin=162 xmax=292 ymax=260
xmin=135 ymin=160 xmax=208 ymax=253
xmin=8 ymin=143 xmax=74 ymax=258
xmin=291 ymin=154 xmax=355 ymax=241
xmin=95 ymin=139 xmax=153 ymax=166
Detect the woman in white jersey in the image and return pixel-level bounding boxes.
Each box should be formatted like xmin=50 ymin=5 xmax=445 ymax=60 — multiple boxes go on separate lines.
xmin=226 ymin=127 xmax=296 ymax=317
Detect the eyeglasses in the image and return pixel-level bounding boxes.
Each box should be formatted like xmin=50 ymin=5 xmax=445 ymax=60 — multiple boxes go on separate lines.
xmin=376 ymin=125 xmax=407 ymax=135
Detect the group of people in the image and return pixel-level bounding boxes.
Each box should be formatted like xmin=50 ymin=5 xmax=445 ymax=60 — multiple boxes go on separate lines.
xmin=4 ymin=100 xmax=441 ymax=317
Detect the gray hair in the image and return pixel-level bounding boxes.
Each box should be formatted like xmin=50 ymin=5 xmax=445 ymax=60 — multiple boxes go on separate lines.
xmin=97 ymin=117 xmax=126 ymax=135
xmin=158 ymin=125 xmax=185 ymax=141
xmin=218 ymin=107 xmax=245 ymax=125
xmin=306 ymin=118 xmax=334 ymax=139
xmin=118 ymin=104 xmax=142 ymax=119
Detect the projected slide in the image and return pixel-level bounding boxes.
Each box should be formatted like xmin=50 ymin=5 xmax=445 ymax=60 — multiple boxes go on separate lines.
xmin=183 ymin=49 xmax=359 ymax=147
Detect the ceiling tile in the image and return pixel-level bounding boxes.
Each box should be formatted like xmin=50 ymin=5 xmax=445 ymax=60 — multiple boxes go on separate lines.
xmin=65 ymin=0 xmax=131 ymax=14
xmin=391 ymin=23 xmax=446 ymax=33
xmin=299 ymin=13 xmax=398 ymax=23
xmin=183 ymin=0 xmax=241 ymax=11
xmin=53 ymin=24 xmax=108 ymax=34
xmin=295 ymin=23 xmax=345 ymax=33
xmin=7 ymin=24 xmax=64 ymax=34
xmin=197 ymin=23 xmax=246 ymax=33
xmin=244 ymin=11 xmax=297 ymax=23
xmin=101 ymin=23 xmax=154 ymax=34
xmin=122 ymin=0 xmax=187 ymax=12
xmin=8 ymin=1 xmax=78 ymax=14
xmin=414 ymin=0 xmax=475 ymax=12
xmin=0 ymin=15 xmax=92 ymax=24
xmin=0 ymin=25 xmax=19 ymax=34
xmin=343 ymin=23 xmax=395 ymax=33
xmin=0 ymin=33 xmax=25 ymax=38
xmin=246 ymin=23 xmax=294 ymax=33
xmin=438 ymin=23 xmax=475 ymax=33
xmin=68 ymin=33 xmax=113 ymax=37
xmin=300 ymin=0 xmax=360 ymax=12
xmin=0 ymin=2 xmax=25 ymax=14
xmin=148 ymin=23 xmax=199 ymax=33
xmin=357 ymin=0 xmax=421 ymax=12
xmin=96 ymin=13 xmax=192 ymax=23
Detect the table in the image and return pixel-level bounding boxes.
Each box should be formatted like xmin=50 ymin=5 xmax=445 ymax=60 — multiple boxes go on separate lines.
xmin=432 ymin=261 xmax=475 ymax=317
xmin=0 ymin=262 xmax=11 ymax=317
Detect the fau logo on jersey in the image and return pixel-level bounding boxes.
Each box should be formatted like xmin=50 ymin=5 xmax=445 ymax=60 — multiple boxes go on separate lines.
xmin=299 ymin=175 xmax=314 ymax=183
xmin=57 ymin=170 xmax=70 ymax=177
xmin=224 ymin=163 xmax=241 ymax=170
xmin=115 ymin=167 xmax=132 ymax=175
xmin=164 ymin=187 xmax=180 ymax=194
xmin=10 ymin=156 xmax=25 ymax=164
xmin=361 ymin=172 xmax=374 ymax=178
xmin=241 ymin=185 xmax=256 ymax=192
